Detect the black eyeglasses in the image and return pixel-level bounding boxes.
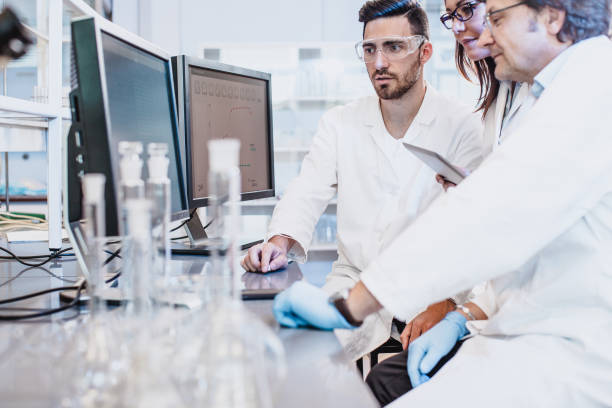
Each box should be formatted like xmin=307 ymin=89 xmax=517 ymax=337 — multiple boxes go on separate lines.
xmin=440 ymin=1 xmax=483 ymax=30
xmin=485 ymin=1 xmax=528 ymax=30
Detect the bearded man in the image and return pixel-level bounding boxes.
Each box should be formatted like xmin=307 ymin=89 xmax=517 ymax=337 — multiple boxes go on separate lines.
xmin=242 ymin=0 xmax=484 ymax=361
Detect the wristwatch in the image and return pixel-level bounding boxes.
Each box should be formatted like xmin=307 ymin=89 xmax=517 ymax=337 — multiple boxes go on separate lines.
xmin=328 ymin=288 xmax=363 ymax=327
xmin=456 ymin=304 xmax=476 ymax=321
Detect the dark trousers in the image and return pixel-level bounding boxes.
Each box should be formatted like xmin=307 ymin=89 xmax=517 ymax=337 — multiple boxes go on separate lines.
xmin=365 ymin=341 xmax=463 ymax=407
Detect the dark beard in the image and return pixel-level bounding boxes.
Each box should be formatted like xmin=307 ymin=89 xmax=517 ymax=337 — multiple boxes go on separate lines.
xmin=373 ymin=58 xmax=422 ymax=100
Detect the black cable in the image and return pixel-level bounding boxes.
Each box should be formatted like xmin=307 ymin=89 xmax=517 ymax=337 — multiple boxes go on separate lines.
xmin=0 ymin=285 xmax=78 ymax=305
xmin=0 ymin=266 xmax=30 ymax=288
xmin=171 ymin=235 xmax=188 ymax=241
xmin=105 ymin=270 xmax=121 ymax=284
xmin=0 ymin=279 xmax=86 ymax=321
xmin=0 ymin=252 xmax=74 ymax=260
xmin=0 ymin=246 xmax=73 ymax=268
xmin=0 ymin=246 xmax=120 ymax=291
xmin=0 ymin=306 xmax=48 ymax=312
xmin=202 ymin=218 xmax=213 ymax=230
xmin=0 ymin=242 xmax=122 ymax=318
xmin=170 ymin=209 xmax=197 ymax=232
xmin=103 ymin=248 xmax=121 ymax=265
xmin=0 ymin=267 xmax=120 ymax=305
xmin=40 ymin=266 xmax=79 ymax=284
xmin=0 ymin=262 xmax=77 ymax=288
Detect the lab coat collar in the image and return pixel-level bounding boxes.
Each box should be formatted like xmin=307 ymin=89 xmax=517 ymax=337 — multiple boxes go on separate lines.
xmin=532 ymin=41 xmax=575 ymax=98
xmin=492 ymin=81 xmax=512 ymax=142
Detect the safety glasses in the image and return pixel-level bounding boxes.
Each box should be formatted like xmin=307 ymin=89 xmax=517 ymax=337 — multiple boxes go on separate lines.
xmin=355 ymin=35 xmax=426 ymax=63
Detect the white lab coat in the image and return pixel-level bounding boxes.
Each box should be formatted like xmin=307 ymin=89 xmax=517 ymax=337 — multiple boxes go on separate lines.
xmin=468 ymin=81 xmax=531 ymax=318
xmin=267 ymin=85 xmax=484 ymax=359
xmin=361 ymin=36 xmax=612 ymax=407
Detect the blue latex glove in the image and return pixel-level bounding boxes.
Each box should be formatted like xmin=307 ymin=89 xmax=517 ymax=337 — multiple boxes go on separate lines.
xmin=273 ymin=281 xmax=356 ymax=330
xmin=407 ymin=311 xmax=468 ymax=387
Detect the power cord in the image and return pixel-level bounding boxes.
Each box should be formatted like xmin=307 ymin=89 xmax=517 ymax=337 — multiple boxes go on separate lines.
xmin=103 ymin=247 xmax=121 ymax=265
xmin=0 ymin=278 xmax=86 ymax=321
xmin=0 ymin=244 xmax=123 ymax=314
xmin=0 ymin=266 xmax=121 ymax=306
xmin=0 ymin=246 xmax=73 ymax=268
xmin=0 ymin=252 xmax=75 ymax=260
xmin=0 ymin=266 xmax=77 ymax=289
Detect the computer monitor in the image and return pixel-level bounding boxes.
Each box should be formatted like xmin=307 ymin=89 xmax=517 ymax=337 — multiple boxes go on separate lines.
xmin=171 ymin=55 xmax=274 ymax=253
xmin=65 ymin=16 xmax=189 ymax=277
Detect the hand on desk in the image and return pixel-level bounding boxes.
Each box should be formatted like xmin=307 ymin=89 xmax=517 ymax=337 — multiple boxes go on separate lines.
xmin=273 ymin=281 xmax=355 ymax=330
xmin=407 ymin=311 xmax=468 ymax=388
xmin=401 ymin=299 xmax=456 ymax=349
xmin=241 ymin=235 xmax=291 ymax=273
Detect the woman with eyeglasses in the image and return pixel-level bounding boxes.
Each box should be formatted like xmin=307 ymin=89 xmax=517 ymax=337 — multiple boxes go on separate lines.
xmin=441 ymin=0 xmax=530 ymax=157
xmin=365 ymin=1 xmax=531 ymax=406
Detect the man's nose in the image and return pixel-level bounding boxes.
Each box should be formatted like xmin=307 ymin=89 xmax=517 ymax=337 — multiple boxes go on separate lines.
xmin=374 ymin=49 xmax=389 ymax=70
xmin=477 ymin=25 xmax=494 ymax=49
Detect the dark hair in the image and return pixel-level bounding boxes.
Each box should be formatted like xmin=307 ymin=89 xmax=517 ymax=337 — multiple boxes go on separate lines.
xmin=524 ymin=0 xmax=611 ymax=43
xmin=455 ymin=44 xmax=500 ymax=118
xmin=359 ymin=0 xmax=430 ymax=40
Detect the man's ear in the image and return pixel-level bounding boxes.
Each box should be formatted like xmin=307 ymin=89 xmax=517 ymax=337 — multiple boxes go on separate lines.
xmin=420 ymin=41 xmax=433 ymax=65
xmin=542 ymin=6 xmax=566 ymax=38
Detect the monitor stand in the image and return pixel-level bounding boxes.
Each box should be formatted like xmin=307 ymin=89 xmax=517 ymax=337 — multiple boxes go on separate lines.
xmin=171 ymin=211 xmax=262 ymax=256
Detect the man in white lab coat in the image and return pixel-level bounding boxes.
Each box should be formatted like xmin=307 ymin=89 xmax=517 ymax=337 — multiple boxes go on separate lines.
xmin=273 ymin=0 xmax=612 ymax=406
xmin=241 ymin=1 xmax=483 ymax=360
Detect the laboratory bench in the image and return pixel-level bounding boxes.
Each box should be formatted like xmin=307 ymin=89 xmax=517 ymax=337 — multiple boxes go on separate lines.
xmin=0 ymin=241 xmax=378 ymax=408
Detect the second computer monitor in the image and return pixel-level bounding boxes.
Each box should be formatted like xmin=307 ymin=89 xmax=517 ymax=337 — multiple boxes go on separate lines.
xmin=173 ymin=55 xmax=275 ymax=208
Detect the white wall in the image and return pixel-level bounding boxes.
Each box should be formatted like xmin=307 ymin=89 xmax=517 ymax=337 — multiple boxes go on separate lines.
xmin=113 ymin=0 xmax=139 ymax=36
xmin=114 ymin=0 xmax=367 ymax=56
xmin=111 ymin=0 xmax=479 ymax=104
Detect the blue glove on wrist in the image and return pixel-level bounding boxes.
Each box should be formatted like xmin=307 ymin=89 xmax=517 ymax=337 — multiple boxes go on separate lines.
xmin=273 ymin=281 xmax=356 ymax=330
xmin=407 ymin=311 xmax=468 ymax=388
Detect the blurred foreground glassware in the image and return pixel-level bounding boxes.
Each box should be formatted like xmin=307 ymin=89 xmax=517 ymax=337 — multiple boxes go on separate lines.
xmin=168 ymin=139 xmax=287 ymax=407
xmin=146 ymin=143 xmax=171 ymax=299
xmin=118 ymin=141 xmax=145 ymax=233
xmin=171 ymin=302 xmax=287 ymax=408
xmin=198 ymin=139 xmax=242 ymax=305
xmin=72 ymin=174 xmax=126 ymax=407
xmin=122 ymin=198 xmax=154 ymax=318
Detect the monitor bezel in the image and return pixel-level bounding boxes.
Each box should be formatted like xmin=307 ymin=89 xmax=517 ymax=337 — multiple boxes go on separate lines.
xmin=73 ymin=16 xmax=189 ymax=227
xmin=65 ymin=16 xmax=190 ymax=278
xmin=174 ymin=55 xmax=276 ymax=209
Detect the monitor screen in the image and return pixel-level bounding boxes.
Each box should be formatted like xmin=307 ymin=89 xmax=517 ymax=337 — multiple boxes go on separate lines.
xmin=188 ymin=66 xmax=272 ymax=201
xmin=101 ymin=32 xmax=185 ymax=215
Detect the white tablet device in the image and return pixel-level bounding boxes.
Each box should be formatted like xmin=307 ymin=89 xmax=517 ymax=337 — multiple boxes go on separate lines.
xmin=402 ymin=143 xmax=467 ymax=185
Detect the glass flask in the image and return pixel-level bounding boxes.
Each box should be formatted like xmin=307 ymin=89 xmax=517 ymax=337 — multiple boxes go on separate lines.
xmin=170 ymin=139 xmax=287 ymax=408
xmin=145 ymin=143 xmax=172 ymax=301
xmin=122 ymin=198 xmax=154 ymax=318
xmin=200 ymin=138 xmax=242 ymax=304
xmin=73 ymin=174 xmax=126 ymax=408
xmin=118 ymin=141 xmax=145 ymax=234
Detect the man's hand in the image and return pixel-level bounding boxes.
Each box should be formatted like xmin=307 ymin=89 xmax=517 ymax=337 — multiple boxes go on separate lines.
xmin=240 ymin=235 xmax=293 ymax=273
xmin=273 ymin=281 xmax=355 ymax=330
xmin=435 ymin=174 xmax=456 ymax=192
xmin=407 ymin=311 xmax=468 ymax=388
xmin=400 ymin=299 xmax=455 ymax=349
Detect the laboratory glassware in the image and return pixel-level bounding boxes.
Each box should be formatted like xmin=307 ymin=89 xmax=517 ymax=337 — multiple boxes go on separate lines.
xmin=145 ymin=142 xmax=172 ymax=297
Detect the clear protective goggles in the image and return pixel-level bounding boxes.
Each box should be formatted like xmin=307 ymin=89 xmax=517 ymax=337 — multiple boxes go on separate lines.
xmin=355 ymin=35 xmax=426 ymax=63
